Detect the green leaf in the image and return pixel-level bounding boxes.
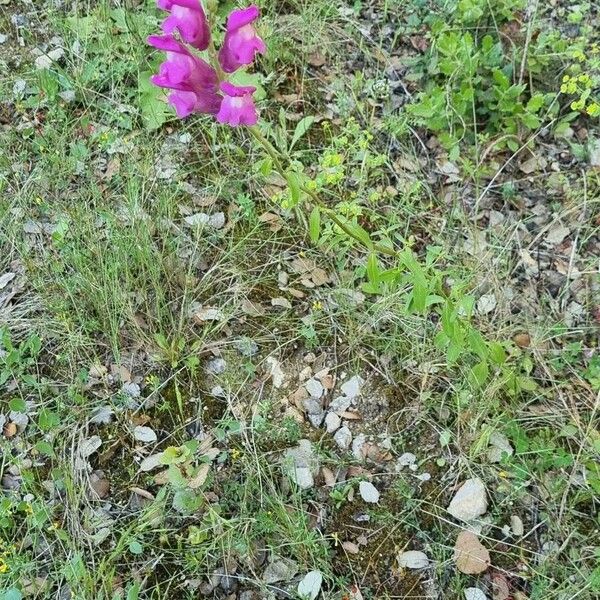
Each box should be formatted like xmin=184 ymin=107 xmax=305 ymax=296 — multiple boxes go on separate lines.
xmin=309 ymin=206 xmax=321 ymax=244
xmin=138 ymin=71 xmax=168 ymax=131
xmin=9 ymin=397 xmax=26 ymax=413
xmin=290 ymin=116 xmax=315 ymax=151
xmin=469 ymin=360 xmax=489 ymax=388
xmin=35 ymin=440 xmax=55 ymax=457
xmin=128 ymin=540 xmax=143 ymax=555
xmin=366 ymin=253 xmax=380 ymax=285
xmin=285 ymin=171 xmax=301 ymax=206
xmin=2 ymin=589 xmax=23 ymax=600
xmin=488 ymin=341 xmax=507 ymax=365
xmin=126 ymin=583 xmax=141 ymax=600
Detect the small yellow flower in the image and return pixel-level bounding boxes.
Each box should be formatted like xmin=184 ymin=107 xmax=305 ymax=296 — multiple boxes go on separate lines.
xmin=230 ymin=448 xmax=242 ymax=461
xmin=586 ymin=102 xmax=600 ymax=117
xmin=312 ymin=300 xmax=323 ymax=311
xmin=0 ymin=558 xmax=8 ymax=574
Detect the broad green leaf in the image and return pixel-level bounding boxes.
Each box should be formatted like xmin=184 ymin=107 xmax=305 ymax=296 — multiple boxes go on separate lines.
xmin=309 ymin=206 xmax=321 ymax=244
xmin=366 ymin=253 xmax=380 ymax=285
xmin=138 ymin=71 xmax=168 ymax=131
xmin=290 ymin=116 xmax=315 ymax=151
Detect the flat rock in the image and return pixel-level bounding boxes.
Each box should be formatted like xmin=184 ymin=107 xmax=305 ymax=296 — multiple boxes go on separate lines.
xmin=464 ymin=588 xmax=487 ymax=600
xmin=283 ymin=440 xmax=319 ymax=489
xmin=359 ymin=481 xmax=380 ymax=503
xmin=340 ymin=375 xmax=364 ymax=399
xmin=263 ymin=557 xmax=298 ymax=584
xmin=328 ymin=396 xmax=352 ymax=414
xmin=334 ymin=426 xmax=352 ymax=450
xmin=398 ymin=550 xmax=429 ymax=569
xmin=325 ymin=412 xmax=341 ymax=433
xmin=305 ymin=378 xmax=324 ymax=398
xmin=448 ymin=478 xmax=488 ymax=522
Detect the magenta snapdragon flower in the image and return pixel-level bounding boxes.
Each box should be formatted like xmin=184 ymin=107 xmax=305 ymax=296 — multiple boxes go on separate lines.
xmin=216 ymin=82 xmax=258 ymax=126
xmin=157 ymin=0 xmax=211 ymax=50
xmin=218 ymin=5 xmax=266 ymax=73
xmin=148 ymin=34 xmax=221 ymax=117
xmin=148 ymin=4 xmax=265 ymax=125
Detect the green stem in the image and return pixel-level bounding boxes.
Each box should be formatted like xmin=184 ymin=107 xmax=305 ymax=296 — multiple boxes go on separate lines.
xmin=248 ymin=126 xmax=398 ymax=257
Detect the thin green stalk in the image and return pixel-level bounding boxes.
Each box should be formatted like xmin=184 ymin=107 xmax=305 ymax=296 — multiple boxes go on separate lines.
xmin=248 ymin=125 xmax=399 ymax=257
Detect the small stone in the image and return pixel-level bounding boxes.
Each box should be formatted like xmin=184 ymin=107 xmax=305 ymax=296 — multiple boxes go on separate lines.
xmin=477 ymin=294 xmax=497 ymax=315
xmin=334 ymin=426 xmax=352 ymax=450
xmin=266 ymin=356 xmax=285 ymax=388
xmin=510 ymin=515 xmax=524 ymax=536
xmin=398 ymin=452 xmax=417 ymax=467
xmin=263 ymin=557 xmax=298 ymax=584
xmin=122 ymin=382 xmax=140 ymax=398
xmin=305 ymin=378 xmax=324 ymax=399
xmin=283 ymin=440 xmax=319 ymax=489
xmin=133 ymin=426 xmax=157 ymax=443
xmin=0 ymin=34 xmax=6 ymax=44
xmin=464 ymin=588 xmax=487 ymax=600
xmin=359 ymin=481 xmax=380 ymax=503
xmin=487 ymin=432 xmax=513 ymax=463
xmin=205 ymin=357 xmax=226 ymax=375
xmin=303 ymin=399 xmax=325 ymax=428
xmin=329 ymin=396 xmax=352 ymax=414
xmin=35 ymin=55 xmax=54 ymax=70
xmin=184 ymin=213 xmax=210 ymax=227
xmin=352 ymin=433 xmax=367 ymax=460
xmin=208 ymin=212 xmax=225 ymax=229
xmin=398 ymin=550 xmax=429 ymax=569
xmin=448 ymin=478 xmax=488 ymax=522
xmin=325 ymin=412 xmax=341 ymax=433
xmin=340 ymin=375 xmax=364 ymax=399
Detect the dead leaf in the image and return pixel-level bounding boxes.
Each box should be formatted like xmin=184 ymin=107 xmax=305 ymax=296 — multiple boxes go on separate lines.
xmin=188 ymin=463 xmax=210 ymax=489
xmin=453 ymin=531 xmax=490 ymax=574
xmin=492 ymin=574 xmax=510 ymax=600
xmin=308 ymin=52 xmax=326 ymax=67
xmin=3 ymin=421 xmax=17 ymax=438
xmin=258 ymin=211 xmax=284 ymax=232
xmin=342 ymin=541 xmax=360 ymax=554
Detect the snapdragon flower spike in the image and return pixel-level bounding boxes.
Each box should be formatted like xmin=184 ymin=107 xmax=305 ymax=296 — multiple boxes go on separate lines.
xmin=148 ymin=34 xmax=222 ymax=118
xmin=216 ymin=82 xmax=258 ymax=126
xmin=157 ymin=0 xmax=211 ymax=51
xmin=218 ymin=5 xmax=266 ymax=73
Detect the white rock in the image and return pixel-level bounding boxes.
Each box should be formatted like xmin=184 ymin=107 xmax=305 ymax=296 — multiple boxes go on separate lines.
xmin=398 ymin=452 xmax=417 ymax=467
xmin=328 ymin=396 xmax=352 ymax=414
xmin=447 ymin=478 xmax=488 ymax=522
xmin=208 ymin=212 xmax=225 ymax=229
xmin=510 ymin=515 xmax=524 ymax=536
xmin=359 ymin=481 xmax=380 ymax=503
xmin=334 ymin=426 xmax=352 ymax=450
xmin=35 ymin=54 xmax=54 ymax=69
xmin=464 ymin=588 xmax=487 ymax=600
xmin=398 ymin=550 xmax=429 ymax=569
xmin=266 ymin=356 xmax=285 ymax=388
xmin=184 ymin=213 xmax=210 ymax=227
xmin=283 ymin=440 xmax=319 ymax=489
xmin=487 ymin=432 xmax=513 ymax=463
xmin=340 ymin=375 xmax=364 ymax=399
xmin=133 ymin=426 xmax=157 ymax=443
xmin=78 ymin=436 xmax=102 ymax=458
xmin=325 ymin=412 xmax=341 ymax=433
xmin=263 ymin=557 xmax=298 ymax=584
xmin=477 ymin=293 xmax=497 ymax=315
xmin=140 ymin=453 xmax=163 ymax=472
xmin=0 ymin=272 xmax=16 ymax=290
xmin=89 ymin=406 xmax=114 ymax=425
xmin=305 ymin=378 xmax=324 ymax=399
xmin=352 ymin=433 xmax=367 ymax=460
xmin=297 ymin=570 xmax=322 ymax=600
